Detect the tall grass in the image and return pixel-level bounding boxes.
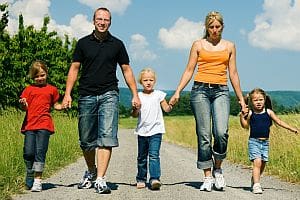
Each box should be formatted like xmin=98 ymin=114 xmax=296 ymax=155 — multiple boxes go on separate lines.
xmin=120 ymin=115 xmax=300 ymax=184
xmin=0 ymin=110 xmax=82 ymax=200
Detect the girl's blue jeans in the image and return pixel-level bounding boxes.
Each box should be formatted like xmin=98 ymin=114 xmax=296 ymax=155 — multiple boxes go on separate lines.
xmin=136 ymin=134 xmax=162 ymax=183
xmin=190 ymin=83 xmax=230 ymax=170
xmin=23 ymin=130 xmax=51 ymax=172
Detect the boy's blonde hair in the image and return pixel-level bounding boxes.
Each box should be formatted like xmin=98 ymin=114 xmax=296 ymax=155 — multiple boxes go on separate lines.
xmin=138 ymin=67 xmax=156 ymax=84
xmin=29 ymin=60 xmax=48 ymax=79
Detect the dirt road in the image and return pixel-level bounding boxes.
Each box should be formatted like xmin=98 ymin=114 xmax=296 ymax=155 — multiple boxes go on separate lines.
xmin=13 ymin=129 xmax=300 ymax=200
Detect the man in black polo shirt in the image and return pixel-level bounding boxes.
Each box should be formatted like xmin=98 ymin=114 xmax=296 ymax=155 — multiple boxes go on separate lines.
xmin=62 ymin=7 xmax=140 ymax=194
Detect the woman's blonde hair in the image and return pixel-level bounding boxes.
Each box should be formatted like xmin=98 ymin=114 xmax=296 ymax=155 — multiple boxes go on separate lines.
xmin=29 ymin=60 xmax=48 ymax=79
xmin=138 ymin=67 xmax=156 ymax=84
xmin=203 ymin=11 xmax=224 ymax=39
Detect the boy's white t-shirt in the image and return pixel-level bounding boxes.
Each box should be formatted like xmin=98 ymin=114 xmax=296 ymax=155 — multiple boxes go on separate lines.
xmin=134 ymin=90 xmax=166 ymax=136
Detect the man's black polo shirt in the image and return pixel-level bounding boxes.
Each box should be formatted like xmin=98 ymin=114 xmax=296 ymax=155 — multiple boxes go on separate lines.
xmin=73 ymin=31 xmax=130 ymax=96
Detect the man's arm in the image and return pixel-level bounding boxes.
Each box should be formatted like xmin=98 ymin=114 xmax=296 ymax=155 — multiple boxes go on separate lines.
xmin=120 ymin=64 xmax=141 ymax=109
xmin=62 ymin=62 xmax=80 ymax=109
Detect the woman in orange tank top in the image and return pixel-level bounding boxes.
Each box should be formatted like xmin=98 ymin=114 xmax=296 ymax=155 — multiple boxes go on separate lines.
xmin=169 ymin=11 xmax=247 ymax=192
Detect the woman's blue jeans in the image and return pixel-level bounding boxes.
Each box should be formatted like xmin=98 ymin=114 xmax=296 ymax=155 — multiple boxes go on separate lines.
xmin=190 ymin=84 xmax=230 ymax=170
xmin=23 ymin=130 xmax=51 ymax=172
xmin=136 ymin=134 xmax=162 ymax=183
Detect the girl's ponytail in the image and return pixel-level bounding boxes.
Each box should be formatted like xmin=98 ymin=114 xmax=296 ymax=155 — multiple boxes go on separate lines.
xmin=265 ymin=95 xmax=273 ymax=110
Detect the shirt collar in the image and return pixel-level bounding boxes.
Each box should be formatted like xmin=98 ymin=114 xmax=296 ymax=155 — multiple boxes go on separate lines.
xmin=89 ymin=31 xmax=113 ymax=42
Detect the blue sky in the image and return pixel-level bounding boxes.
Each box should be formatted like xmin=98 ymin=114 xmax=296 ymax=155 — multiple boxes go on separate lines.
xmin=1 ymin=0 xmax=300 ymax=91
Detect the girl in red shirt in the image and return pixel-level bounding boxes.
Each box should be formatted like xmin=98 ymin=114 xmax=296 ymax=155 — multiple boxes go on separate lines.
xmin=19 ymin=60 xmax=63 ymax=192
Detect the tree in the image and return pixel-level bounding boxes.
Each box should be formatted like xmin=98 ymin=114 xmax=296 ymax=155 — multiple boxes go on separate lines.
xmin=0 ymin=10 xmax=76 ymax=111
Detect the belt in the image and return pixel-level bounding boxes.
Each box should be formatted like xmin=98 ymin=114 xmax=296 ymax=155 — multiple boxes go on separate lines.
xmin=194 ymin=81 xmax=225 ymax=88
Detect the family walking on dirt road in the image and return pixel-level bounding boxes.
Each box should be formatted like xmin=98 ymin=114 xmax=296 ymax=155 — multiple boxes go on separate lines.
xmin=19 ymin=7 xmax=298 ymax=196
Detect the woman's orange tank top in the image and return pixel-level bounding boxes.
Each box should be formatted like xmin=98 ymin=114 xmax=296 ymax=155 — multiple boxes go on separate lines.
xmin=194 ymin=48 xmax=230 ymax=85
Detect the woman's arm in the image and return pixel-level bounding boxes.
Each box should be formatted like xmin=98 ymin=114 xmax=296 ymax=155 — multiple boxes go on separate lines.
xmin=169 ymin=40 xmax=199 ymax=106
xmin=227 ymin=41 xmax=247 ymax=113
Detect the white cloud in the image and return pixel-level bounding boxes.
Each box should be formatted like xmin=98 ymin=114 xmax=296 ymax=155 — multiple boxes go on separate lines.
xmin=129 ymin=34 xmax=157 ymax=61
xmin=158 ymin=17 xmax=203 ymax=50
xmin=3 ymin=0 xmax=93 ymax=39
xmin=0 ymin=0 xmax=14 ymax=4
xmin=248 ymin=0 xmax=300 ymax=51
xmin=78 ymin=0 xmax=131 ymax=15
xmin=6 ymin=0 xmax=51 ymax=34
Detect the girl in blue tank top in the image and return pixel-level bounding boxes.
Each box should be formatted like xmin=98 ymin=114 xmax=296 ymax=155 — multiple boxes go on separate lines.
xmin=239 ymin=88 xmax=298 ymax=194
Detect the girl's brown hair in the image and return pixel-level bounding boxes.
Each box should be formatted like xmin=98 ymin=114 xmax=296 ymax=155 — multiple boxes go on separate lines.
xmin=245 ymin=88 xmax=272 ymax=110
xmin=29 ymin=60 xmax=48 ymax=79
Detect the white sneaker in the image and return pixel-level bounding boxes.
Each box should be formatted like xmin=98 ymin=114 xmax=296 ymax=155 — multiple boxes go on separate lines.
xmin=252 ymin=183 xmax=263 ymax=194
xmin=95 ymin=177 xmax=111 ymax=194
xmin=199 ymin=176 xmax=214 ymax=192
xmin=213 ymin=168 xmax=226 ymax=190
xmin=31 ymin=180 xmax=42 ymax=192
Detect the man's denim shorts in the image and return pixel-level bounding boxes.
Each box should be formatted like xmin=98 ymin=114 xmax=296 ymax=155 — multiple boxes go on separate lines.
xmin=248 ymin=138 xmax=269 ymax=162
xmin=78 ymin=91 xmax=119 ymax=151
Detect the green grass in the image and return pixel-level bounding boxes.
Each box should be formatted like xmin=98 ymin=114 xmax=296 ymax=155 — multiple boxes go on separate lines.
xmin=1 ymin=113 xmax=299 ymax=199
xmin=121 ymin=115 xmax=300 ymax=184
xmin=0 ymin=110 xmax=82 ymax=200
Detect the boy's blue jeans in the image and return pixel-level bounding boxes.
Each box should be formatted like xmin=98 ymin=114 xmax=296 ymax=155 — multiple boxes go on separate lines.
xmin=136 ymin=134 xmax=162 ymax=183
xmin=23 ymin=130 xmax=51 ymax=173
xmin=190 ymin=83 xmax=230 ymax=170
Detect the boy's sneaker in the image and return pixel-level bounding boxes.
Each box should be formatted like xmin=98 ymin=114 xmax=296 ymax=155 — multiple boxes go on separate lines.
xmin=199 ymin=176 xmax=214 ymax=192
xmin=25 ymin=171 xmax=34 ymax=190
xmin=95 ymin=177 xmax=111 ymax=194
xmin=213 ymin=168 xmax=226 ymax=190
xmin=150 ymin=180 xmax=162 ymax=190
xmin=31 ymin=180 xmax=42 ymax=192
xmin=252 ymin=183 xmax=263 ymax=194
xmin=78 ymin=170 xmax=97 ymax=189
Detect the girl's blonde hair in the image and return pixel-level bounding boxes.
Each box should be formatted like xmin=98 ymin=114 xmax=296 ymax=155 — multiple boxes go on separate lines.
xmin=138 ymin=67 xmax=156 ymax=84
xmin=203 ymin=11 xmax=224 ymax=39
xmin=245 ymin=88 xmax=273 ymax=110
xmin=29 ymin=60 xmax=48 ymax=79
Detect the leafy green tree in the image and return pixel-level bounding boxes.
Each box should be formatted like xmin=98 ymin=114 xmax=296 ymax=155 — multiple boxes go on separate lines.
xmin=0 ymin=10 xmax=76 ymax=111
xmin=230 ymin=95 xmax=241 ymax=116
xmin=0 ymin=3 xmax=10 ymax=110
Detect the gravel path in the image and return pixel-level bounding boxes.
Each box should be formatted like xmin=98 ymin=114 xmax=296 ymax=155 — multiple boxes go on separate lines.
xmin=13 ymin=129 xmax=300 ymax=200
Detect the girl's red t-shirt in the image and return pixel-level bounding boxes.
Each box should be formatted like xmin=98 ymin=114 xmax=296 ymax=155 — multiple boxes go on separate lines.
xmin=20 ymin=84 xmax=60 ymax=133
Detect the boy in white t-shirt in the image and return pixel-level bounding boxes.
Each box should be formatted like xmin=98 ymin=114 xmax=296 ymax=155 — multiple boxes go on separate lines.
xmin=132 ymin=68 xmax=172 ymax=190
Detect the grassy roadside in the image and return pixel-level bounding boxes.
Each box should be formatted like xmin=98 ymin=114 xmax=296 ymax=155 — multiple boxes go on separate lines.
xmin=0 ymin=110 xmax=82 ymax=200
xmin=1 ymin=112 xmax=299 ymax=199
xmin=120 ymin=115 xmax=300 ymax=184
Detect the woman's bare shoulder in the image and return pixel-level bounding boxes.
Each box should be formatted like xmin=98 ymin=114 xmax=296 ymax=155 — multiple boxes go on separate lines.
xmin=192 ymin=39 xmax=204 ymax=49
xmin=223 ymin=39 xmax=235 ymax=48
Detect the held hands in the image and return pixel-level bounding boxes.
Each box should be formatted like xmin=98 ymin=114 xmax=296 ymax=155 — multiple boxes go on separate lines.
xmin=62 ymin=95 xmax=72 ymax=109
xmin=240 ymin=106 xmax=249 ymax=119
xmin=169 ymin=93 xmax=180 ymax=107
xmin=240 ymin=101 xmax=249 ymax=118
xmin=132 ymin=95 xmax=141 ymax=110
